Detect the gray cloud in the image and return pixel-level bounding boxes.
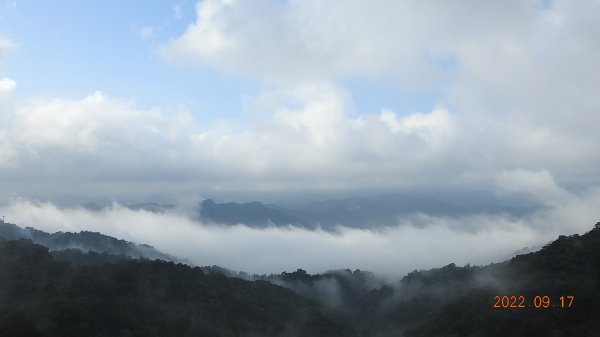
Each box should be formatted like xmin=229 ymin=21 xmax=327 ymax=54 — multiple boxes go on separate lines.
xmin=1 ymin=174 xmax=599 ymax=276
xmin=0 ymin=86 xmax=462 ymax=199
xmin=1 ymin=1 xmax=599 ymax=202
xmin=162 ymin=0 xmax=538 ymax=85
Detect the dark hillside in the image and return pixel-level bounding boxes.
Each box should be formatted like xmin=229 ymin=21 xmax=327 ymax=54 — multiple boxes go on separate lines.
xmin=1 ymin=220 xmax=599 ymax=336
xmin=0 ymin=220 xmax=179 ymax=262
xmin=0 ymin=238 xmax=354 ymax=337
xmin=352 ymin=223 xmax=600 ymax=336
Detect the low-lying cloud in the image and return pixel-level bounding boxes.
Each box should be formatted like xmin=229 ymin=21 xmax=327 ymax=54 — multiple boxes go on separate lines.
xmin=2 ymin=176 xmax=598 ymax=277
xmin=1 ymin=2 xmax=599 ymax=275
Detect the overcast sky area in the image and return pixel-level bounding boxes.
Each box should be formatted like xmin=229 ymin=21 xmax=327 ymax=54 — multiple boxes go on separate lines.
xmin=1 ymin=1 xmax=599 ymax=275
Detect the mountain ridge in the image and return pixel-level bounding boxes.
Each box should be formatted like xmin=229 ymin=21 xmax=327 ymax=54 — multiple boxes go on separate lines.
xmin=0 ymin=219 xmax=181 ymax=263
xmin=2 ymin=217 xmax=598 ymax=336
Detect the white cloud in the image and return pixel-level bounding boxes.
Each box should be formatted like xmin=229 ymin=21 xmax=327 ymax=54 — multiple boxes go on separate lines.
xmin=0 ymin=76 xmax=596 ymax=199
xmin=162 ymin=0 xmax=594 ymax=97
xmin=138 ymin=26 xmax=155 ymax=40
xmin=162 ymin=0 xmax=540 ymax=85
xmin=0 ymin=35 xmax=14 ymax=56
xmin=11 ymin=91 xmax=166 ymax=151
xmin=1 ymin=180 xmax=599 ymax=276
xmin=2 ymin=1 xmax=600 ymax=281
xmin=0 ymin=77 xmax=16 ymax=100
xmin=156 ymin=0 xmax=600 ymax=188
xmin=0 ymin=36 xmax=16 ymax=102
xmin=0 ymin=85 xmax=463 ymax=197
xmin=3 ymin=2 xmax=600 ymax=201
xmin=378 ymin=108 xmax=453 ymax=145
xmin=495 ymin=169 xmax=570 ymax=205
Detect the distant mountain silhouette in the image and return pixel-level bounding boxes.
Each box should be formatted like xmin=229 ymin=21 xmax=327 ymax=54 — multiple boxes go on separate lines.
xmin=78 ymin=193 xmax=537 ymax=230
xmin=200 ymin=194 xmax=478 ymax=229
xmin=287 ymin=193 xmax=468 ymax=228
xmin=199 ymin=199 xmax=307 ymax=227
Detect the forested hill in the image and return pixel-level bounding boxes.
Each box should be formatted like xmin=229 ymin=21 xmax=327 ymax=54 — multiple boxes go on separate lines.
xmin=249 ymin=223 xmax=600 ymax=336
xmin=0 ymin=237 xmax=354 ymax=337
xmin=348 ymin=222 xmax=600 ymax=337
xmin=0 ymin=221 xmax=599 ymax=336
xmin=0 ymin=220 xmax=180 ymax=262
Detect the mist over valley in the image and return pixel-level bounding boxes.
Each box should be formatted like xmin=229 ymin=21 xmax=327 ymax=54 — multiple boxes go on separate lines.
xmin=1 ymin=0 xmax=600 ymax=335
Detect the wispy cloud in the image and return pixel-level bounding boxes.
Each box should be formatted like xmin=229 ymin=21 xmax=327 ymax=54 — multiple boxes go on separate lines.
xmin=0 ymin=35 xmax=14 ymax=54
xmin=137 ymin=26 xmax=156 ymax=40
xmin=0 ymin=77 xmax=15 ymax=100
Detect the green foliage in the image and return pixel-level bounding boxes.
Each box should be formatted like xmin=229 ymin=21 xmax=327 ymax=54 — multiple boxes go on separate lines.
xmin=394 ymin=224 xmax=600 ymax=337
xmin=2 ymin=223 xmax=600 ymax=336
xmin=0 ymin=238 xmax=352 ymax=337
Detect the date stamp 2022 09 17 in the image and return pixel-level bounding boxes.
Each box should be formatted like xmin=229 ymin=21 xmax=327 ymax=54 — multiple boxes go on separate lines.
xmin=493 ymin=295 xmax=574 ymax=309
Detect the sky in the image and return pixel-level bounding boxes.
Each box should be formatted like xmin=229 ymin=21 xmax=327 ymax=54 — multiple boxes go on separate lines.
xmin=1 ymin=1 xmax=600 ymax=274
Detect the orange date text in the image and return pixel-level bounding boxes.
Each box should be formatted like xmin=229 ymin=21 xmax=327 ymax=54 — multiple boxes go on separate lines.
xmin=492 ymin=295 xmax=574 ymax=309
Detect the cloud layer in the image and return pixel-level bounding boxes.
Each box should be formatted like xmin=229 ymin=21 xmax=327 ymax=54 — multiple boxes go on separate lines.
xmin=1 ymin=174 xmax=599 ymax=276
xmin=0 ymin=87 xmax=461 ymax=198
xmin=1 ymin=1 xmax=599 ymax=201
xmin=1 ymin=2 xmax=599 ymax=281
xmin=163 ymin=0 xmax=534 ymax=84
